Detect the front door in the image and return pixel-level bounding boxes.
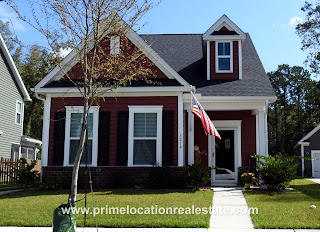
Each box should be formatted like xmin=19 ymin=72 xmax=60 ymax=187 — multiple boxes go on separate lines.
xmin=211 ymin=130 xmax=236 ymax=185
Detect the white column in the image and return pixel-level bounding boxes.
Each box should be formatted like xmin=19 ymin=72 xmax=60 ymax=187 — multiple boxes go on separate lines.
xmin=257 ymin=110 xmax=267 ymax=157
xmin=187 ymin=111 xmax=194 ymax=165
xmin=255 ymin=114 xmax=259 ymax=155
xmin=41 ymin=95 xmax=51 ymax=167
xmin=178 ymin=93 xmax=184 ymax=166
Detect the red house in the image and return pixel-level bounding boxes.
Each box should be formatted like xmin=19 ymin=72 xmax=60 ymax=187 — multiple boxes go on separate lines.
xmin=34 ymin=15 xmax=276 ymax=187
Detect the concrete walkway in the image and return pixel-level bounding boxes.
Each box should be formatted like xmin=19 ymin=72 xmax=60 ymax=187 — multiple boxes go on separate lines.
xmin=209 ymin=187 xmax=254 ymax=229
xmin=308 ymin=178 xmax=320 ymax=184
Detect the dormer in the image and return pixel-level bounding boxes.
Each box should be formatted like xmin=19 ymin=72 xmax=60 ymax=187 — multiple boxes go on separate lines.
xmin=203 ymin=15 xmax=246 ymax=80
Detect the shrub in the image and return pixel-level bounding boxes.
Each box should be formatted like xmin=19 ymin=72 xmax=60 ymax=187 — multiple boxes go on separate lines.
xmin=18 ymin=158 xmax=39 ymax=186
xmin=185 ymin=164 xmax=211 ymax=189
xmin=253 ymin=153 xmax=298 ymax=191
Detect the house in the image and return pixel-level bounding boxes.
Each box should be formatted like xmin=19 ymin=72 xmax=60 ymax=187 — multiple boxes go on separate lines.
xmin=295 ymin=124 xmax=320 ymax=178
xmin=34 ymin=15 xmax=276 ymax=187
xmin=0 ymin=33 xmax=41 ymax=160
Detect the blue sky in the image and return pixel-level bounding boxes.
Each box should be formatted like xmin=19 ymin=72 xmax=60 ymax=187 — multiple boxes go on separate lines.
xmin=0 ymin=0 xmax=316 ymax=75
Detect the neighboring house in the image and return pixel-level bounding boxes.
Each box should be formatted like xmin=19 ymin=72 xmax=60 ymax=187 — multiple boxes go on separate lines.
xmin=0 ymin=34 xmax=41 ymax=160
xmin=34 ymin=15 xmax=276 ymax=187
xmin=295 ymin=124 xmax=320 ymax=178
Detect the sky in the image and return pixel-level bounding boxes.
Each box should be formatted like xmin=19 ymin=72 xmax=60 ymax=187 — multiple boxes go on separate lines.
xmin=0 ymin=0 xmax=317 ymax=76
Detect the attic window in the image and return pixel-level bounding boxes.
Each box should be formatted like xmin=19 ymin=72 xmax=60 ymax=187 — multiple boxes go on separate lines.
xmin=216 ymin=42 xmax=233 ymax=73
xmin=110 ymin=36 xmax=120 ymax=54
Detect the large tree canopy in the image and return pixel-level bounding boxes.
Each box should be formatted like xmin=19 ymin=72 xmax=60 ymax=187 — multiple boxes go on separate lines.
xmin=268 ymin=64 xmax=320 ymax=155
xmin=296 ymin=1 xmax=320 ymax=74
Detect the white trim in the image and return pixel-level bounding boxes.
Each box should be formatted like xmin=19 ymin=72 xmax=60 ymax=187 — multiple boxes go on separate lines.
xmin=128 ymin=105 xmax=163 ymax=167
xmin=238 ymin=40 xmax=243 ymax=80
xmin=257 ymin=110 xmax=267 ymax=157
xmin=15 ymin=100 xmax=23 ymax=125
xmin=311 ymin=150 xmax=320 ymax=178
xmin=255 ymin=114 xmax=259 ymax=155
xmin=203 ymin=15 xmax=246 ymax=41
xmin=34 ymin=86 xmax=191 ymax=94
xmin=41 ymin=95 xmax=51 ymax=167
xmin=207 ymin=41 xmax=210 ymax=80
xmin=0 ymin=34 xmax=31 ymax=101
xmin=34 ymin=20 xmax=191 ymax=91
xmin=301 ymin=145 xmax=305 ymax=176
xmin=209 ymin=120 xmax=242 ymax=185
xmin=296 ymin=123 xmax=320 ymax=146
xmin=215 ymin=41 xmax=233 ymax=73
xmin=63 ymin=106 xmax=99 ymax=166
xmin=187 ymin=111 xmax=195 ymax=165
xmin=177 ymin=93 xmax=184 ymax=166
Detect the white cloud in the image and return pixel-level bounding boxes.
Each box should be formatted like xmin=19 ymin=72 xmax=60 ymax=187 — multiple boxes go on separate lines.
xmin=58 ymin=48 xmax=72 ymax=58
xmin=0 ymin=4 xmax=26 ymax=31
xmin=289 ymin=16 xmax=303 ymax=26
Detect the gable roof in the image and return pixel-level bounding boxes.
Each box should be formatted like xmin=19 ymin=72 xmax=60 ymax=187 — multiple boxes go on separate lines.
xmin=296 ymin=123 xmax=320 ymax=147
xmin=0 ymin=34 xmax=31 ymax=101
xmin=34 ymin=24 xmax=190 ymax=91
xmin=141 ymin=33 xmax=275 ymax=97
xmin=203 ymin=14 xmax=246 ymax=40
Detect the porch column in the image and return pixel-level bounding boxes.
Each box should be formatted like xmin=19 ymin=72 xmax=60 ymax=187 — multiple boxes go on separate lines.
xmin=187 ymin=111 xmax=194 ymax=165
xmin=257 ymin=110 xmax=268 ymax=157
xmin=41 ymin=95 xmax=51 ymax=167
xmin=178 ymin=93 xmax=184 ymax=166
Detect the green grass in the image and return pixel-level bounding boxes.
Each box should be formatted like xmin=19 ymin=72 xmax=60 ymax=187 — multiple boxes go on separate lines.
xmin=244 ymin=179 xmax=320 ymax=229
xmin=0 ymin=189 xmax=213 ymax=228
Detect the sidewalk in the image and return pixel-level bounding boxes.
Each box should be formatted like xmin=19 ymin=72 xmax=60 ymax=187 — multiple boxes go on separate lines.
xmin=209 ymin=187 xmax=254 ymax=229
xmin=308 ymin=178 xmax=320 ymax=184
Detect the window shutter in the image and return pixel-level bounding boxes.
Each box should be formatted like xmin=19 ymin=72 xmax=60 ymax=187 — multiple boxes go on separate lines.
xmin=98 ymin=112 xmax=110 ymax=166
xmin=162 ymin=111 xmax=174 ymax=166
xmin=117 ymin=111 xmax=129 ymax=166
xmin=53 ymin=112 xmax=66 ymax=165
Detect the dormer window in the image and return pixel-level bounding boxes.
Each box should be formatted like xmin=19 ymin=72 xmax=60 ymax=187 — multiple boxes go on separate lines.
xmin=216 ymin=42 xmax=233 ymax=72
xmin=110 ymin=36 xmax=120 ymax=54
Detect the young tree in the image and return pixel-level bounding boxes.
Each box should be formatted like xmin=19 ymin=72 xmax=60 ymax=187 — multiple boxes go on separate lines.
xmin=6 ymin=0 xmax=158 ymax=203
xmin=296 ymin=1 xmax=320 ymax=74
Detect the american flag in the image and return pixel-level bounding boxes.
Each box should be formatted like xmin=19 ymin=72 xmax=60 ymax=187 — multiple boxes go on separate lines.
xmin=192 ymin=93 xmax=221 ymax=139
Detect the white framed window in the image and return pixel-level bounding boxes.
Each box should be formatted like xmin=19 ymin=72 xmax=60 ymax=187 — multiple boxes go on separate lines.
xmin=64 ymin=106 xmax=99 ymax=166
xmin=128 ymin=106 xmax=163 ymax=166
xmin=15 ymin=101 xmax=23 ymax=125
xmin=110 ymin=36 xmax=120 ymax=54
xmin=216 ymin=41 xmax=233 ymax=73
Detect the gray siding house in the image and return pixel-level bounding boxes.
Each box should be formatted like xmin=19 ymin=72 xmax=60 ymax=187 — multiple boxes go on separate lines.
xmin=0 ymin=33 xmax=32 ymax=159
xmin=295 ymin=124 xmax=320 ymax=178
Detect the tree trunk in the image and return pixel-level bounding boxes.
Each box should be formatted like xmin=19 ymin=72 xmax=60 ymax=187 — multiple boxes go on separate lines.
xmin=69 ymin=97 xmax=89 ymax=203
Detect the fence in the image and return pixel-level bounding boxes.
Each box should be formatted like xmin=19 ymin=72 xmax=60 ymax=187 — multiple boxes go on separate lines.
xmin=0 ymin=158 xmax=41 ymax=184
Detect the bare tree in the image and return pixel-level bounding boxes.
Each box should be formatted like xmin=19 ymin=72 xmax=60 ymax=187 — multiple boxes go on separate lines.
xmin=7 ymin=0 xmax=158 ymax=203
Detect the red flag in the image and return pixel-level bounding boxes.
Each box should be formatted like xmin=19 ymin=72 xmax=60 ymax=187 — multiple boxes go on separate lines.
xmin=192 ymin=93 xmax=221 ymax=139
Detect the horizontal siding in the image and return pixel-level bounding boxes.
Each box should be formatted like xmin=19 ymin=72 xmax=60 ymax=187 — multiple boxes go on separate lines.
xmin=48 ymin=97 xmax=178 ymax=166
xmin=194 ymin=110 xmax=256 ymax=167
xmin=0 ymin=50 xmax=24 ymax=158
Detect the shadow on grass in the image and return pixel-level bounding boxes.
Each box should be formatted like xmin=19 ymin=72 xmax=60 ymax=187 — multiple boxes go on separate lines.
xmin=0 ymin=188 xmax=197 ymax=200
xmin=289 ymin=183 xmax=320 ymax=200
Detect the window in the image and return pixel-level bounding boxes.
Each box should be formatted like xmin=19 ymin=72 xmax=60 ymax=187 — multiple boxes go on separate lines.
xmin=64 ymin=106 xmax=99 ymax=166
xmin=110 ymin=36 xmax=120 ymax=54
xmin=15 ymin=101 xmax=23 ymax=124
xmin=128 ymin=106 xmax=163 ymax=166
xmin=216 ymin=41 xmax=233 ymax=72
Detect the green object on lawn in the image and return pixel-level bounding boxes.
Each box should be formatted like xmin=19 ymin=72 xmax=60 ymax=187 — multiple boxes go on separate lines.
xmin=52 ymin=203 xmax=76 ymax=232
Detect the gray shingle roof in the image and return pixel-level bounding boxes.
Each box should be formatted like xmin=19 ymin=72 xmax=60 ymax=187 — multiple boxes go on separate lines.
xmin=140 ymin=33 xmax=275 ymax=97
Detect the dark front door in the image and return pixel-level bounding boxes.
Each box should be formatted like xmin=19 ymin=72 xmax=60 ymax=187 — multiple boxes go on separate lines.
xmin=215 ymin=130 xmax=235 ymax=181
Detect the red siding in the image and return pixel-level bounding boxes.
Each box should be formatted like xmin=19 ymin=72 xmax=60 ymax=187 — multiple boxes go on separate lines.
xmin=63 ymin=35 xmax=167 ymax=81
xmin=48 ymin=96 xmax=178 ymax=166
xmin=194 ymin=111 xmax=256 ymax=167
xmin=210 ymin=41 xmax=239 ymax=80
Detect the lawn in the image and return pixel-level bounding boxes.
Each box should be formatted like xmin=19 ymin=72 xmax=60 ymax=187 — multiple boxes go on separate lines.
xmin=0 ymin=189 xmax=213 ymax=228
xmin=244 ymin=179 xmax=320 ymax=229
xmin=0 ymin=184 xmax=19 ymax=190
